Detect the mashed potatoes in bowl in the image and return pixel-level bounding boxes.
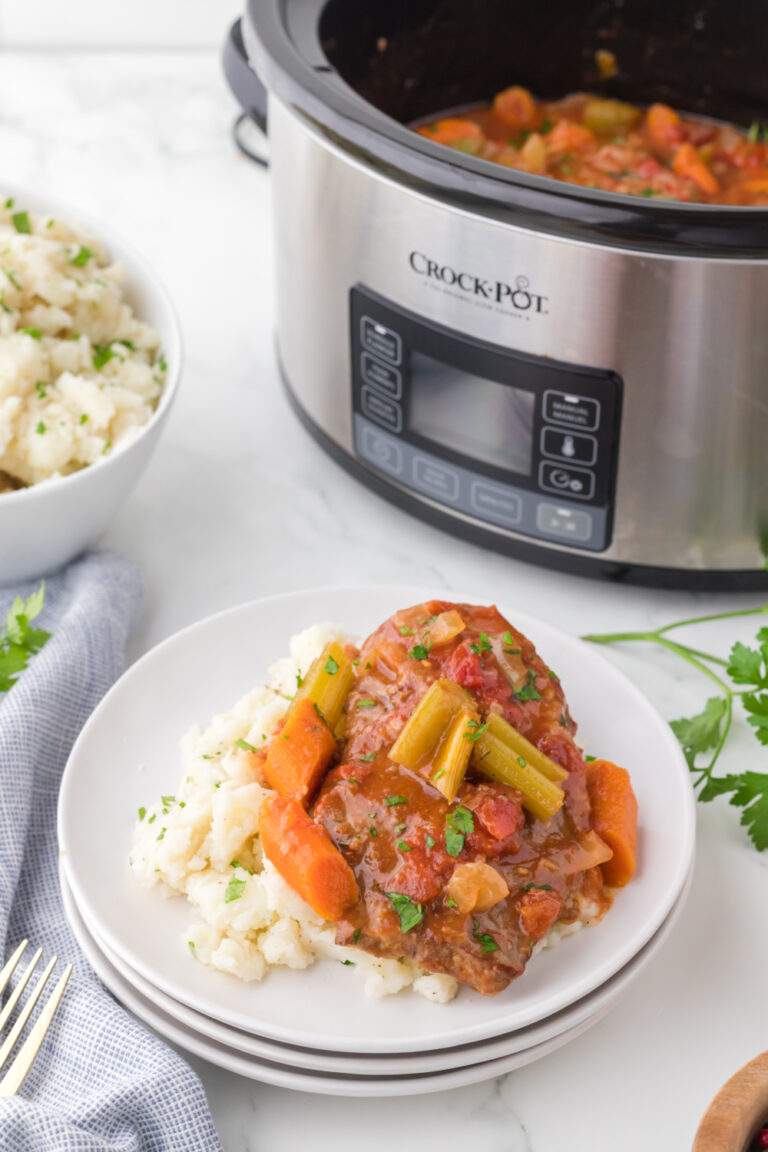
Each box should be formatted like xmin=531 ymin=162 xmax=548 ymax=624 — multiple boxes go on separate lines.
xmin=0 ymin=186 xmax=181 ymax=582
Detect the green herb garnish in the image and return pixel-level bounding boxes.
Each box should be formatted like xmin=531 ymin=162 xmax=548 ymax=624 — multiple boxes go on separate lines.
xmin=469 ymin=632 xmax=492 ymax=655
xmin=386 ymin=892 xmax=424 ymax=933
xmin=92 ymin=344 xmax=115 ymax=369
xmin=324 ymin=655 xmax=339 ymax=675
xmin=473 ymin=924 xmax=498 ymax=953
xmin=464 ymin=719 xmax=488 ymax=743
xmin=11 ymin=211 xmax=31 ymax=234
xmin=514 ymin=671 xmax=542 ymax=702
xmin=235 ymin=737 xmax=257 ymax=753
xmin=409 ymin=643 xmax=430 ymax=661
xmin=385 ymin=795 xmax=407 ymax=807
xmin=137 ymin=806 xmax=146 ymax=821
xmin=224 ymin=874 xmax=246 ymax=903
xmin=584 ymin=600 xmax=768 ymax=850
xmin=21 ymin=327 xmax=42 ymax=340
xmin=356 ymin=698 xmax=377 ymax=709
xmin=70 ymin=245 xmax=93 ymax=267
xmin=445 ymin=804 xmax=474 ymax=857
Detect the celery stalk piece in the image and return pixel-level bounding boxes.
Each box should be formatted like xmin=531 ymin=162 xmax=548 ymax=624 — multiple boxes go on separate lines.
xmin=472 ymin=731 xmax=565 ymax=822
xmin=296 ymin=641 xmax=355 ymax=730
xmin=431 ymin=706 xmax=479 ymax=801
xmin=389 ymin=679 xmax=472 ymax=771
xmin=485 ymin=711 xmax=568 ymax=782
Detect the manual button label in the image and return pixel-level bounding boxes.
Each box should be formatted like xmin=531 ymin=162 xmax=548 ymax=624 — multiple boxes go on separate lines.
xmin=543 ymin=390 xmax=600 ymax=431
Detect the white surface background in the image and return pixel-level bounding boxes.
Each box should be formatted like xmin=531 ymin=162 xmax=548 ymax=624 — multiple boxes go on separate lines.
xmin=2 ymin=5 xmax=767 ymax=1149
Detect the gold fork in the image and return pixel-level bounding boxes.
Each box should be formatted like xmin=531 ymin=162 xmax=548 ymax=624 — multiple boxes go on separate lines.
xmin=0 ymin=940 xmax=72 ymax=1097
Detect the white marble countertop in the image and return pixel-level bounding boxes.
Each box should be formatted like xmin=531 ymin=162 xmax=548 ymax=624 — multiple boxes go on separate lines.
xmin=4 ymin=49 xmax=767 ymax=1152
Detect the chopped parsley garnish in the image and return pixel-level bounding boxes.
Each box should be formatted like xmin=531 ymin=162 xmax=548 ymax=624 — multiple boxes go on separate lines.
xmin=359 ymin=752 xmax=376 ymax=762
xmin=157 ymin=354 xmax=168 ymax=373
xmin=4 ymin=268 xmax=20 ymax=289
xmin=356 ymin=698 xmax=377 ymax=709
xmin=369 ymin=825 xmax=378 ymax=838
xmin=235 ymin=737 xmax=257 ymax=753
xmin=641 ymin=187 xmax=656 ymax=198
xmin=3 ymin=197 xmax=13 ymax=209
xmin=539 ymin=118 xmax=553 ymax=134
xmin=517 ymin=755 xmax=527 ymax=768
xmin=92 ymin=343 xmax=116 ymax=369
xmin=147 ymin=813 xmax=156 ymax=825
xmin=70 ymin=245 xmax=93 ymax=267
xmin=224 ymin=874 xmax=246 ymax=903
xmin=21 ymin=327 xmax=42 ymax=340
xmin=445 ymin=804 xmax=474 ymax=857
xmin=137 ymin=806 xmax=146 ymax=821
xmin=340 ymin=959 xmax=355 ymax=966
xmin=425 ymin=834 xmax=435 ymax=850
xmin=156 ymin=827 xmax=166 ymax=842
xmin=514 ymin=671 xmax=542 ymax=702
xmin=470 ymin=632 xmax=492 ymax=655
xmin=396 ymin=839 xmax=412 ymax=852
xmin=161 ymin=794 xmax=175 ymax=808
xmin=409 ymin=642 xmax=430 ymax=661
xmin=584 ymin=754 xmax=597 ymax=763
xmin=324 ymin=654 xmax=339 ymax=675
xmin=464 ymin=719 xmax=488 ymax=743
xmin=444 ymin=897 xmax=458 ymax=909
xmin=295 ymin=671 xmax=304 ymax=689
xmin=385 ymin=794 xmax=407 ymax=807
xmin=35 ymin=421 xmax=46 ymax=435
xmin=386 ymin=892 xmax=424 ymax=933
xmin=187 ymin=940 xmax=196 ymax=954
xmin=398 ymin=624 xmax=413 ymax=636
xmin=79 ymin=413 xmax=89 ymax=424
xmin=502 ymin=631 xmax=521 ymax=654
xmin=522 ymin=882 xmax=554 ymax=892
xmin=352 ymin=928 xmax=362 ymax=943
xmin=11 ymin=211 xmax=31 ymax=234
xmin=473 ymin=924 xmax=499 ymax=954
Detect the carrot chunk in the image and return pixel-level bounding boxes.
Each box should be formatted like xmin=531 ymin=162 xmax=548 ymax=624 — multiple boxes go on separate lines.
xmin=492 ymin=86 xmax=537 ymax=131
xmin=645 ymin=103 xmax=685 ymax=153
xmin=259 ymin=795 xmax=358 ymax=921
xmin=419 ymin=118 xmax=484 ymax=153
xmin=585 ymin=759 xmax=638 ymax=887
xmin=263 ymin=698 xmax=337 ymax=804
xmin=672 ymin=143 xmax=720 ymax=196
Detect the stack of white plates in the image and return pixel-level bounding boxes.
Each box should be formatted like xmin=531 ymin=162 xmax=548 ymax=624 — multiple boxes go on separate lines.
xmin=58 ymin=587 xmax=695 ymax=1097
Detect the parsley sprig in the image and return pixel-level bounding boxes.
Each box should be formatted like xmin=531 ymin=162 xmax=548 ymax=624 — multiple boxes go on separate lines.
xmin=584 ymin=603 xmax=768 ymax=850
xmin=0 ymin=583 xmax=50 ymax=694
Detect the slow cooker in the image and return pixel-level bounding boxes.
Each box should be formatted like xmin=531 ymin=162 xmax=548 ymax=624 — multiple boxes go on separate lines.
xmin=224 ymin=0 xmax=768 ymax=588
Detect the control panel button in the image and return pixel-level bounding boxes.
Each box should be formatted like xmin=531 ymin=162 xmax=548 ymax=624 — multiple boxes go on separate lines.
xmin=361 ymin=316 xmax=402 ymax=365
xmin=361 ymin=352 xmax=402 ymax=399
xmin=470 ymin=481 xmax=522 ymax=527
xmin=538 ymin=461 xmax=595 ymax=500
xmin=536 ymin=503 xmax=593 ymax=543
xmin=543 ymin=390 xmax=600 ymax=431
xmin=359 ymin=424 xmax=404 ymax=479
xmin=412 ymin=455 xmax=460 ymax=503
xmin=361 ymin=386 xmax=403 ymax=433
xmin=540 ymin=427 xmax=597 ymax=466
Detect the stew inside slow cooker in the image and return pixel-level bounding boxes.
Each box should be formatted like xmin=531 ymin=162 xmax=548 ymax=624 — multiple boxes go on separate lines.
xmin=417 ymin=84 xmax=768 ymax=205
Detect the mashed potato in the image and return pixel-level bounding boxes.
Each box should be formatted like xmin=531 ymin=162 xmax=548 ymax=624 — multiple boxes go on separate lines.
xmin=129 ymin=624 xmax=459 ymax=1004
xmin=0 ymin=195 xmax=165 ymax=488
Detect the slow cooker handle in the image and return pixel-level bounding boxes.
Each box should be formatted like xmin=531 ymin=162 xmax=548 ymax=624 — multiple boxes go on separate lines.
xmin=223 ymin=18 xmax=269 ymax=169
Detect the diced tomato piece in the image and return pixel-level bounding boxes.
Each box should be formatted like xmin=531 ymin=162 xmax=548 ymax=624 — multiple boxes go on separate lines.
xmin=473 ymin=791 xmax=525 ymax=842
xmin=518 ymin=888 xmax=562 ymax=940
xmin=493 ymin=86 xmax=537 ymax=131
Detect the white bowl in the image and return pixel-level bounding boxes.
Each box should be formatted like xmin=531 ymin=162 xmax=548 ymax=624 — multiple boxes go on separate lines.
xmin=0 ymin=185 xmax=182 ymax=585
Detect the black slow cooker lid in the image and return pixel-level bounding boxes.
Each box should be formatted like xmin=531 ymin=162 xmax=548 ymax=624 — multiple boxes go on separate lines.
xmin=243 ymin=0 xmax=768 ymax=255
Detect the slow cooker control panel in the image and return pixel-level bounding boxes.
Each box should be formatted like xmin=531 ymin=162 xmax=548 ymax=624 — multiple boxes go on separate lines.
xmin=350 ymin=286 xmax=622 ymax=553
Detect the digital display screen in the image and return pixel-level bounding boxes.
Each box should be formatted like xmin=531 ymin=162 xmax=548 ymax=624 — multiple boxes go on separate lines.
xmin=408 ymin=352 xmax=535 ymax=475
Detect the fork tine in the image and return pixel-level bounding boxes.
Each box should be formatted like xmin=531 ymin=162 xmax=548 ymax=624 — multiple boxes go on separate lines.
xmin=0 ymin=948 xmax=41 ymax=1033
xmin=0 ymin=955 xmax=56 ymax=1073
xmin=0 ymin=963 xmax=72 ymax=1097
xmin=0 ymin=941 xmax=28 ymax=998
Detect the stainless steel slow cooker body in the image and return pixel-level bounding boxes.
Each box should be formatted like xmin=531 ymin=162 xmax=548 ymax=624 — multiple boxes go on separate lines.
xmin=228 ymin=0 xmax=768 ymax=588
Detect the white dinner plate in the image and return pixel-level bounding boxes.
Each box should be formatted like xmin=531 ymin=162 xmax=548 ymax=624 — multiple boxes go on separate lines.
xmin=62 ymin=876 xmax=616 ymax=1097
xmin=62 ymin=862 xmax=692 ymax=1076
xmin=58 ymin=585 xmax=695 ymax=1054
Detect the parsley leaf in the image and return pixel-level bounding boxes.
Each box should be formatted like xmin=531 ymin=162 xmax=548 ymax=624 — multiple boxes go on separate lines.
xmin=727 ymin=637 xmax=768 ymax=689
xmin=473 ymin=924 xmax=499 ymax=953
xmin=92 ymin=343 xmax=115 ymax=369
xmin=669 ymin=696 xmax=727 ymax=770
xmin=224 ymin=874 xmax=247 ymax=903
xmin=235 ymin=737 xmax=258 ymax=753
xmin=470 ymin=632 xmax=492 ymax=655
xmin=70 ymin=245 xmax=93 ymax=267
xmin=356 ymin=698 xmax=377 ymax=709
xmin=11 ymin=211 xmax=31 ymax=234
xmin=385 ymin=794 xmax=407 ymax=807
xmin=514 ymin=671 xmax=542 ymax=702
xmin=0 ymin=583 xmax=50 ymax=694
xmin=464 ymin=720 xmax=488 ymax=743
xmin=386 ymin=892 xmax=424 ymax=933
xmin=743 ymin=693 xmax=768 ymax=746
xmin=445 ymin=804 xmax=474 ymax=857
xmin=324 ymin=655 xmax=339 ymax=675
xmin=409 ymin=643 xmax=430 ymax=661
